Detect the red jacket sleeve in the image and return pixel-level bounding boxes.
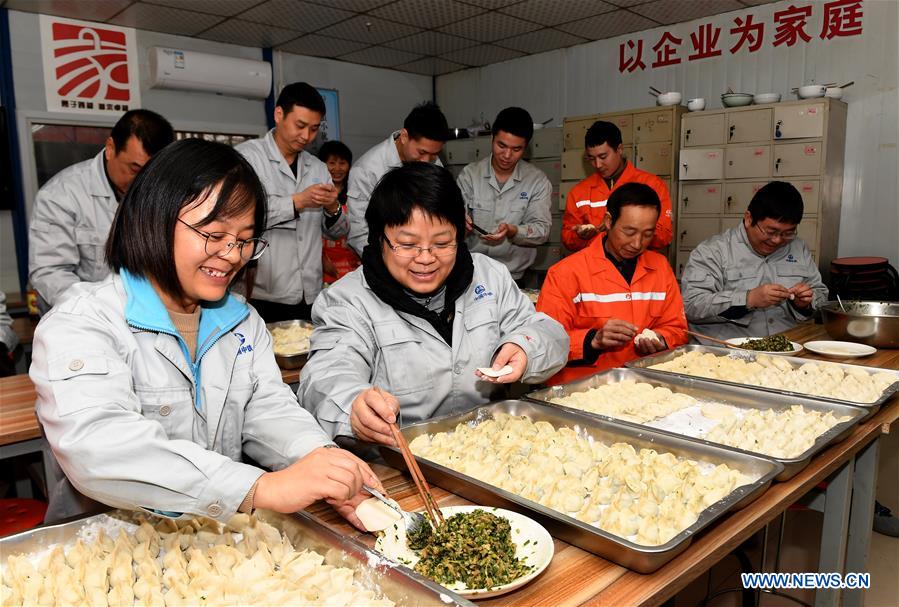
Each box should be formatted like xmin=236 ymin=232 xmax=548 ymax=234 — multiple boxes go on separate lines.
xmin=537 ymin=265 xmax=598 ymax=361
xmin=650 ymin=266 xmax=688 ymax=350
xmin=649 ymin=177 xmax=673 ymax=248
xmin=562 ymin=186 xmax=589 ymax=252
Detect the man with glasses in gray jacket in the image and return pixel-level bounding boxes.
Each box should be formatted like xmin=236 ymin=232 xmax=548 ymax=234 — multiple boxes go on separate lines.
xmin=681 ymin=180 xmax=828 ymax=341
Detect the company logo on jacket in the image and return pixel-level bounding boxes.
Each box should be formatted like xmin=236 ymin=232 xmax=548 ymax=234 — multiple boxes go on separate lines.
xmin=519 ymin=191 xmax=529 ymax=199
xmin=474 ymin=284 xmax=495 ymax=301
xmin=786 ymin=254 xmax=798 ymax=263
xmin=234 ymin=332 xmax=254 ymax=355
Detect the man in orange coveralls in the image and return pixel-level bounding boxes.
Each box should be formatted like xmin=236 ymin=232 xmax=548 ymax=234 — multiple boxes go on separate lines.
xmin=538 ymin=182 xmax=687 ymax=385
xmin=562 ymin=120 xmax=672 ymax=252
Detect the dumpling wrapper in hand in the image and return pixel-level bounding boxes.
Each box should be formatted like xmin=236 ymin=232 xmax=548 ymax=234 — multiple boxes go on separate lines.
xmin=355 ymin=498 xmax=402 ymax=532
xmin=477 ymin=364 xmax=514 ymax=378
xmin=634 ymin=328 xmax=659 ymax=346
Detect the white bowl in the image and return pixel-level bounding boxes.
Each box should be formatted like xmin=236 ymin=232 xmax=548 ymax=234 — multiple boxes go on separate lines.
xmin=753 ymin=93 xmax=781 ymax=104
xmin=797 ymin=84 xmax=826 ymax=98
xmin=721 ymin=93 xmax=753 ymax=107
xmin=686 ymin=98 xmax=706 ymax=111
xmin=824 ymin=87 xmax=843 ymax=99
xmin=656 ymin=91 xmax=682 ymax=106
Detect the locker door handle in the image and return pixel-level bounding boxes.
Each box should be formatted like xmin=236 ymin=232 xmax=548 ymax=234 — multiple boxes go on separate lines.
xmin=775 ymin=120 xmax=783 ymax=139
xmin=726 ymin=196 xmax=733 ymax=209
xmin=682 ymin=162 xmax=688 ymax=173
xmin=728 ymin=125 xmax=735 ymax=141
xmin=686 ymin=129 xmax=692 ymax=142
xmin=775 ymin=158 xmax=782 ymax=172
xmin=680 ymin=230 xmax=687 ymax=242
xmin=682 ymin=196 xmax=689 ymax=206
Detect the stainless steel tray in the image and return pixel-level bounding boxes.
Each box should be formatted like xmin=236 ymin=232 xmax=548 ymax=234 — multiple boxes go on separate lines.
xmin=625 ymin=345 xmax=899 ymax=409
xmin=379 ymin=400 xmax=782 ymax=573
xmin=525 ymin=368 xmax=867 ymax=481
xmin=266 ymin=319 xmax=313 ymax=370
xmin=0 ymin=509 xmax=474 ymax=607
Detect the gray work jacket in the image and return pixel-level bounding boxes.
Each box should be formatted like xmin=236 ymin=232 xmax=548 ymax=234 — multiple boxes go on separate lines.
xmin=458 ymin=156 xmax=553 ymax=279
xmin=681 ymin=224 xmax=828 ymax=341
xmin=237 ymin=131 xmax=348 ymax=305
xmin=28 ymin=151 xmax=115 ymax=308
xmin=31 ymin=272 xmax=332 ymax=523
xmin=298 ymin=253 xmax=569 ymax=439
xmin=346 ymin=132 xmax=443 ymax=255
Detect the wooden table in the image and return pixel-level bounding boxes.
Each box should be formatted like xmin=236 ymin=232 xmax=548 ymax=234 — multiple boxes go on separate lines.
xmin=0 ymin=374 xmax=41 ymax=446
xmin=308 ymin=322 xmax=899 ymax=607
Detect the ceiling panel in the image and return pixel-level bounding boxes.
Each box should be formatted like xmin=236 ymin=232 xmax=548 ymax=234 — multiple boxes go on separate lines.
xmin=340 ymin=46 xmax=423 ymax=67
xmin=395 ymin=56 xmax=467 ymax=76
xmin=318 ymin=14 xmax=419 ymax=44
xmin=557 ymin=9 xmax=656 ymax=40
xmin=739 ymin=0 xmax=780 ymax=5
xmin=240 ymin=0 xmax=354 ymax=31
xmin=277 ymin=33 xmax=369 ymax=57
xmin=196 ymin=19 xmax=301 ymax=47
xmin=441 ymin=43 xmax=524 ymax=67
xmin=4 ymin=0 xmax=132 ymax=22
xmin=142 ymin=0 xmax=261 ymax=17
xmin=370 ymin=0 xmax=485 ymax=29
xmin=603 ymin=0 xmax=657 ymax=7
xmin=108 ymin=3 xmax=224 ymax=36
xmin=438 ymin=11 xmax=542 ymax=42
xmin=630 ymin=0 xmax=744 ymax=26
xmin=455 ymin=0 xmax=521 ymax=8
xmin=497 ymin=27 xmax=589 ymax=54
xmin=385 ymin=30 xmax=477 ymax=54
xmin=304 ymin=0 xmax=394 ymax=10
xmin=500 ymin=0 xmax=617 ymax=27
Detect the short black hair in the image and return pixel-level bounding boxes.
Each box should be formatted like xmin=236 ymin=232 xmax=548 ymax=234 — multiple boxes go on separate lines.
xmin=365 ymin=162 xmax=465 ymax=248
xmin=747 ymin=181 xmax=804 ymax=225
xmin=403 ymin=102 xmax=449 ymax=142
xmin=276 ymin=82 xmax=326 ymax=116
xmin=606 ymin=182 xmax=661 ymax=224
xmin=317 ymin=140 xmax=352 ymax=166
xmin=110 ymin=109 xmax=174 ymax=155
xmin=107 ymin=138 xmax=267 ymax=302
xmin=492 ymin=107 xmax=534 ymax=142
xmin=585 ymin=120 xmax=623 ymax=149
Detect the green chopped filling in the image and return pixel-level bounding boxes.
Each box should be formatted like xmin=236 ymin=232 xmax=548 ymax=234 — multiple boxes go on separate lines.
xmin=413 ymin=510 xmax=532 ymax=589
xmin=741 ymin=335 xmax=793 ymax=352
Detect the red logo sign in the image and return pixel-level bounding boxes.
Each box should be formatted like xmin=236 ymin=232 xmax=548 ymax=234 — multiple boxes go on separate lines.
xmin=49 ymin=22 xmax=131 ymax=102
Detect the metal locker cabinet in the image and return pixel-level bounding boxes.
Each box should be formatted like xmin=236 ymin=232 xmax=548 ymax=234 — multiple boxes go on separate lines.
xmin=785 ymin=179 xmax=821 ymax=215
xmin=678 ymin=217 xmax=721 ymax=249
xmin=682 ymin=113 xmax=726 ymax=147
xmin=680 ymin=182 xmax=723 ymax=215
xmin=727 ymin=108 xmax=773 ymax=144
xmin=561 ymin=149 xmax=590 ymax=181
xmin=679 ymin=148 xmax=724 ymax=180
xmin=725 ymin=145 xmax=772 ymax=179
xmin=723 ymin=181 xmax=769 ymax=215
xmin=635 ymin=142 xmax=673 ymax=176
xmin=773 ymin=103 xmax=826 ymax=139
xmin=563 ymin=117 xmax=596 ymax=151
xmin=774 ymin=142 xmax=823 ymax=176
xmin=634 ymin=111 xmax=674 ymax=143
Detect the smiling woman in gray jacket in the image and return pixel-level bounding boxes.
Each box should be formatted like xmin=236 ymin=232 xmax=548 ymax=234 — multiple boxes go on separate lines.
xmin=30 ymin=139 xmax=381 ymax=525
xmin=299 ymin=162 xmax=569 ymax=446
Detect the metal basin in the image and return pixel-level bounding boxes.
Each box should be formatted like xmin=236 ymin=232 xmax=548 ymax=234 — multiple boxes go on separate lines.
xmin=821 ymin=301 xmax=899 ymax=348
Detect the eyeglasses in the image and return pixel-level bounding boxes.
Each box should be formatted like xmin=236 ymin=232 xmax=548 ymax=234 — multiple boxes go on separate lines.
xmin=178 ymin=219 xmax=269 ymax=261
xmin=753 ymin=222 xmax=798 ymax=241
xmin=383 ymin=236 xmax=458 ymax=258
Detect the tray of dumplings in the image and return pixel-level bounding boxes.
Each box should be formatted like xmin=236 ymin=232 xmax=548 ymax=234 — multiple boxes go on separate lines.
xmin=0 ymin=509 xmax=474 ymax=607
xmin=525 ymin=368 xmax=867 ymax=481
xmin=379 ymin=400 xmax=781 ymax=573
xmin=626 ymin=345 xmax=899 ymax=409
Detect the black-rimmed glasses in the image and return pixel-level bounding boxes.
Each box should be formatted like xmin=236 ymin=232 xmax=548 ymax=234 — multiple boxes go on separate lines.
xmin=383 ymin=236 xmax=458 ymax=258
xmin=178 ymin=219 xmax=269 ymax=261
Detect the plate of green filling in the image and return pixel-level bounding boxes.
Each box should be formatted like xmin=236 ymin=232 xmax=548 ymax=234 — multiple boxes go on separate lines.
xmin=726 ymin=335 xmax=804 ymax=355
xmin=375 ymin=505 xmax=554 ymax=598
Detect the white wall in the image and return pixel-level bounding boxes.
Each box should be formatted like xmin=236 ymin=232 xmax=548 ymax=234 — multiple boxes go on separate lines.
xmin=1 ymin=9 xmax=433 ymax=296
xmin=276 ymin=52 xmax=432 ymax=157
xmin=437 ymin=0 xmax=899 ymax=267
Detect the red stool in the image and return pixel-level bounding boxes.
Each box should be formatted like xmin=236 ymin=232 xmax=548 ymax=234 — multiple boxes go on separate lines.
xmin=0 ymin=498 xmax=47 ymax=536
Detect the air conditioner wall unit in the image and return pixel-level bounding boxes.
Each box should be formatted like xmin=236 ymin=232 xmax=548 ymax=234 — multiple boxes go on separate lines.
xmin=149 ymin=47 xmax=272 ymax=99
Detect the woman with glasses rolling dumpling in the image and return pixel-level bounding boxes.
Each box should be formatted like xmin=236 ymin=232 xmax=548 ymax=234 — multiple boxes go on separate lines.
xmin=31 ymin=139 xmax=384 ymax=526
xmin=298 ymin=162 xmax=568 ymax=446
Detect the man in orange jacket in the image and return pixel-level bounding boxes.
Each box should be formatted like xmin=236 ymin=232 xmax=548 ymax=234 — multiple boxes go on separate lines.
xmin=562 ymin=120 xmax=672 ymax=252
xmin=538 ymin=182 xmax=687 ymax=385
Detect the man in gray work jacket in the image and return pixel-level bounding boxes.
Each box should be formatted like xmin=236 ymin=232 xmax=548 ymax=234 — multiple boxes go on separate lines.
xmin=237 ymin=83 xmax=347 ymax=322
xmin=346 ymin=102 xmax=448 ymax=255
xmin=28 ymin=109 xmax=174 ymax=310
xmin=457 ymin=107 xmax=552 ymax=281
xmin=681 ymin=181 xmax=828 ymax=341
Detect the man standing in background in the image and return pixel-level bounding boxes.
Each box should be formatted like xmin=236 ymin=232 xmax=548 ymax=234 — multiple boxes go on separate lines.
xmin=561 ymin=120 xmax=672 ymax=253
xmin=346 ymin=102 xmax=448 ymax=255
xmin=457 ymin=107 xmax=552 ymax=282
xmin=28 ymin=109 xmax=174 ymax=309
xmin=237 ymin=82 xmax=347 ymax=322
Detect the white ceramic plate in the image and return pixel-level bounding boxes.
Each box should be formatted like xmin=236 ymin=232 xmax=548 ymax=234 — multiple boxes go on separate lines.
xmin=803 ymin=340 xmax=877 ymax=358
xmin=725 ymin=337 xmax=804 ymax=355
xmin=375 ymin=505 xmax=554 ymax=599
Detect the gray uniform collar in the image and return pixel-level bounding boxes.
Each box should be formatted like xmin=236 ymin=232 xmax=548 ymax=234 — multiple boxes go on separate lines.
xmin=262 ymin=129 xmax=310 ymax=182
xmin=89 ymin=150 xmax=117 ymax=199
xmin=484 ymin=155 xmax=522 ymax=193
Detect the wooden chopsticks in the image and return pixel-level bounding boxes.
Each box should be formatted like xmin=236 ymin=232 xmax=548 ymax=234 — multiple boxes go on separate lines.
xmin=388 ymin=422 xmax=446 ymax=527
xmin=686 ymin=329 xmax=749 ymax=350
